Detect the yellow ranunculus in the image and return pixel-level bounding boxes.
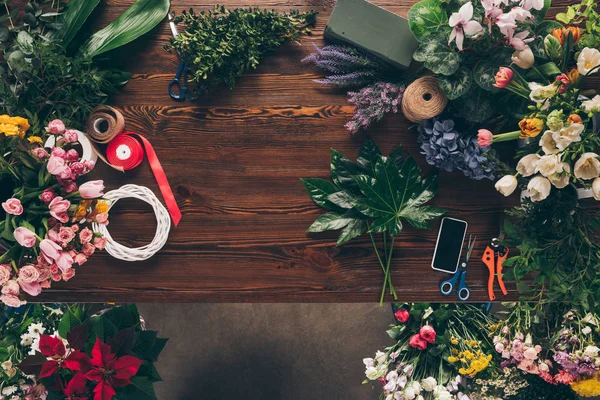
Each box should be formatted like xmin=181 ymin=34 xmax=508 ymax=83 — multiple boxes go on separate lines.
xmin=95 ymin=200 xmax=109 ymax=214
xmin=0 ymin=115 xmax=30 ymax=138
xmin=571 ymin=374 xmax=600 ymax=397
xmin=518 ymin=118 xmax=544 ymax=138
xmin=28 ymin=136 xmax=43 ymax=144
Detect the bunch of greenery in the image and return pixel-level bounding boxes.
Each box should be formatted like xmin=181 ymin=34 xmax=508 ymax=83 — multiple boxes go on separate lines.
xmin=0 ymin=0 xmax=169 ymax=129
xmin=503 ymin=188 xmax=600 ymax=311
xmin=166 ymin=6 xmax=317 ymax=93
xmin=555 ymin=0 xmax=600 ymax=49
xmin=302 ymin=140 xmax=445 ymax=305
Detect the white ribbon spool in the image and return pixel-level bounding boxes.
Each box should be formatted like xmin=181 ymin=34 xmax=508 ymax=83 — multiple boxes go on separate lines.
xmin=44 ymin=130 xmax=98 ymax=167
xmin=92 ymin=184 xmax=171 ymax=261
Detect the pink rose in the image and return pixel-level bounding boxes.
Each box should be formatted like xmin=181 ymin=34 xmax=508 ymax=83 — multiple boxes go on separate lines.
xmin=83 ymin=160 xmax=96 ymax=171
xmin=420 ymin=325 xmax=437 ymax=344
xmin=493 ymin=67 xmax=513 ymax=89
xmin=57 ymin=166 xmax=73 ymax=180
xmin=46 ymin=119 xmax=65 ymax=134
xmin=40 ymin=280 xmax=51 ymax=289
xmin=93 ymin=236 xmax=106 ymax=251
xmin=477 ymin=129 xmax=493 ymax=148
xmin=62 ymin=268 xmax=76 ymax=282
xmin=55 ymin=252 xmax=73 ymax=273
xmin=95 ymin=213 xmax=109 ymax=225
xmin=394 ymin=309 xmax=410 ymax=323
xmin=58 ymin=226 xmax=75 ymax=245
xmin=19 ymin=280 xmax=42 ymax=297
xmin=68 ymin=249 xmax=77 ymax=258
xmin=51 ymin=147 xmax=66 ymax=159
xmin=409 ymin=333 xmax=428 ymax=350
xmin=40 ymin=239 xmax=61 ymax=263
xmin=66 ymin=149 xmax=79 ymax=162
xmin=31 ymin=147 xmax=48 ymax=159
xmin=1 ymin=280 xmax=20 ymax=296
xmin=71 ymin=224 xmax=79 ymax=233
xmin=70 ymin=162 xmax=84 ymax=175
xmin=79 ymin=228 xmax=93 ymax=244
xmin=18 ymin=265 xmax=40 ymax=283
xmin=523 ymin=347 xmax=539 ymax=360
xmin=82 ymin=242 xmax=95 ymax=256
xmin=0 ymin=264 xmax=11 ymax=285
xmin=37 ymin=266 xmax=52 ymax=282
xmin=0 ymin=294 xmax=24 ymax=307
xmin=62 ymin=181 xmax=78 ymax=194
xmin=49 ymin=197 xmax=70 ymax=223
xmin=49 ymin=264 xmax=59 ymax=275
xmin=63 ymin=129 xmax=79 ymax=143
xmin=79 ymin=180 xmax=104 ymax=199
xmin=2 ymin=198 xmax=23 ymax=215
xmin=555 ymin=73 xmax=569 ymax=93
xmin=51 ymin=273 xmax=61 ymax=282
xmin=74 ymin=253 xmax=87 ymax=265
xmin=40 ymin=189 xmax=55 ymax=203
xmin=47 ymin=155 xmax=67 ymax=175
xmin=37 ymin=256 xmax=50 ymax=268
xmin=14 ymin=227 xmax=36 ymax=248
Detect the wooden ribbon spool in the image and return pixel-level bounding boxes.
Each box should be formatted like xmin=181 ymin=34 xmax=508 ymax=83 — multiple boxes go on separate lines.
xmin=401 ymin=77 xmax=448 ymax=122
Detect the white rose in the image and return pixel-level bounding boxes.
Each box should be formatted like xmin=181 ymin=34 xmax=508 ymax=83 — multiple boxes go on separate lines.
xmin=421 ymin=377 xmax=438 ymax=392
xmin=404 ymin=387 xmax=416 ymax=400
xmin=548 ymin=162 xmax=570 ymax=189
xmin=582 ymin=95 xmax=600 ymax=113
xmin=553 ymin=123 xmax=584 ymax=151
xmin=574 ymin=153 xmax=600 ymax=180
xmin=527 ymin=176 xmax=551 ymax=201
xmin=582 ymin=326 xmax=593 ymax=335
xmin=535 ymin=154 xmax=562 ymax=177
xmin=517 ymin=154 xmax=540 ymax=176
xmin=593 ymin=178 xmax=600 ymax=200
xmin=539 ymin=131 xmax=560 ymax=155
xmin=577 ymin=47 xmax=600 ymax=76
xmin=585 ymin=345 xmax=600 ymax=357
xmin=512 ymin=46 xmax=535 ymax=69
xmin=495 ymin=175 xmax=518 ymax=197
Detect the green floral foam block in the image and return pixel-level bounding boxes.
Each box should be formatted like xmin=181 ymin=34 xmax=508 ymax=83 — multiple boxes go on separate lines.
xmin=324 ymin=0 xmax=418 ymax=69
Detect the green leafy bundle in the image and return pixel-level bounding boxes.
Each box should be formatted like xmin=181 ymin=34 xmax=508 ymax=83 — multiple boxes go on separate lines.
xmin=503 ymin=188 xmax=600 ymax=311
xmin=0 ymin=0 xmax=169 ymax=128
xmin=302 ymin=140 xmax=445 ymax=305
xmin=166 ymin=6 xmax=317 ymax=93
xmin=555 ymin=0 xmax=600 ymax=49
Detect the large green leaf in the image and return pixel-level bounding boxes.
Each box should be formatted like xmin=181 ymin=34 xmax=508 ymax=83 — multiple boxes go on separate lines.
xmin=437 ymin=67 xmax=472 ymax=100
xmin=79 ymin=0 xmax=170 ymax=58
xmin=301 ymin=178 xmax=339 ymax=209
xmin=454 ymin=86 xmax=495 ymax=122
xmin=331 ymin=149 xmax=361 ymax=193
xmin=53 ymin=0 xmax=101 ymax=47
xmin=408 ymin=0 xmax=450 ymax=42
xmin=413 ymin=37 xmax=461 ymax=76
xmin=473 ymin=61 xmax=500 ymax=92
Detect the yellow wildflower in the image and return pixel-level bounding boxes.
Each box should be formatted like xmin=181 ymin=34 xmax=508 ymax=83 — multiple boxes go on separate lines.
xmin=28 ymin=136 xmax=43 ymax=144
xmin=95 ymin=200 xmax=109 ymax=214
xmin=451 ymin=337 xmax=459 ymax=345
xmin=518 ymin=117 xmax=544 ymax=138
xmin=0 ymin=115 xmax=30 ymax=138
xmin=448 ymin=356 xmax=459 ymax=363
xmin=571 ymin=374 xmax=600 ymax=397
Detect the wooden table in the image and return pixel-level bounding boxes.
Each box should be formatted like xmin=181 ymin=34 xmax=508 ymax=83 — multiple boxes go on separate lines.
xmin=37 ymin=0 xmax=575 ymax=303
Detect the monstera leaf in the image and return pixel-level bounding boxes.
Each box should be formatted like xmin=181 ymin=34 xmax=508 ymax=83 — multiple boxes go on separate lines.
xmin=303 ymin=140 xmax=445 ymax=244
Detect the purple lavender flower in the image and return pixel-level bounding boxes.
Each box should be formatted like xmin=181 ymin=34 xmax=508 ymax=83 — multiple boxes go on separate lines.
xmin=344 ymin=82 xmax=404 ymax=134
xmin=418 ymin=118 xmax=496 ymax=181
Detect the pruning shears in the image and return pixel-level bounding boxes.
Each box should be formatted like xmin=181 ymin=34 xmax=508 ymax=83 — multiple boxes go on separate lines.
xmin=440 ymin=235 xmax=476 ymax=301
xmin=482 ymin=232 xmax=509 ymax=301
xmin=167 ymin=14 xmax=195 ymax=101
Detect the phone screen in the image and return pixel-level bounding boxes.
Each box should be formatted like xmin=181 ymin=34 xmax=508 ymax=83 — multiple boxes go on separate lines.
xmin=432 ymin=218 xmax=467 ymax=274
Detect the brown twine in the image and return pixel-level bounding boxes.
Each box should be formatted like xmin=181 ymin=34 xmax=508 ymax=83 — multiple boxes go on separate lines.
xmin=85 ymin=105 xmax=126 ymax=172
xmin=401 ymin=77 xmax=448 ymax=123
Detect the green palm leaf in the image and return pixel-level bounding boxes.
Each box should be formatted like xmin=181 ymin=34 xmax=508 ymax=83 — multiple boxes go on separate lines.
xmin=52 ymin=0 xmax=101 ymax=47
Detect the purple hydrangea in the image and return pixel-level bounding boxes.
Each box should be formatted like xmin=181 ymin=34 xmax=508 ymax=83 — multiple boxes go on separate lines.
xmin=345 ymin=82 xmax=405 ymax=134
xmin=418 ymin=118 xmax=496 ymax=181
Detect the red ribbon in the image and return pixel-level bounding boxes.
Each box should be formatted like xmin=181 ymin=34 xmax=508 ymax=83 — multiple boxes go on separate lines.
xmin=106 ymin=132 xmax=182 ymax=226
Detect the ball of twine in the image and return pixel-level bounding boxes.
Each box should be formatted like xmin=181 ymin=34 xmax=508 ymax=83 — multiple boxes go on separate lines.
xmin=92 ymin=184 xmax=171 ymax=261
xmin=401 ymin=77 xmax=448 ymax=123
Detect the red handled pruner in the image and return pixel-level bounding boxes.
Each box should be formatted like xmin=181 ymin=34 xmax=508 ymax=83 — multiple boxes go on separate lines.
xmin=482 ymin=237 xmax=508 ymax=301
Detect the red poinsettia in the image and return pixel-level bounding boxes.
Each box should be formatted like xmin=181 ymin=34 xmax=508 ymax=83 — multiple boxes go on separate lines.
xmin=38 ymin=334 xmax=90 ymax=378
xmin=85 ymin=337 xmax=144 ymax=400
xmin=63 ymin=373 xmax=89 ymax=400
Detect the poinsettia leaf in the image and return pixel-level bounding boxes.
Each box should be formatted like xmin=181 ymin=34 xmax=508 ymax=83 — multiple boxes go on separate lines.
xmin=67 ymin=322 xmax=89 ymax=351
xmin=108 ymin=327 xmax=135 ymax=357
xmin=413 ymin=36 xmax=461 ymax=76
xmin=331 ymin=149 xmax=361 ymax=192
xmin=337 ymin=219 xmax=367 ymax=246
xmin=93 ymin=379 xmax=117 ymax=400
xmin=114 ymin=355 xmax=144 ymax=383
xmin=39 ymin=359 xmax=59 ymax=379
xmin=301 ymin=178 xmax=339 ymax=209
xmin=356 ymin=139 xmax=382 ymax=176
xmin=437 ymin=67 xmax=472 ymax=100
xmin=307 ymin=212 xmax=353 ymax=233
xmin=18 ymin=352 xmax=46 ymax=376
xmin=58 ymin=310 xmax=82 ymax=339
xmin=327 ymin=191 xmax=357 ymax=209
xmin=408 ymin=0 xmax=450 ymax=42
xmin=121 ymin=376 xmax=158 ymax=400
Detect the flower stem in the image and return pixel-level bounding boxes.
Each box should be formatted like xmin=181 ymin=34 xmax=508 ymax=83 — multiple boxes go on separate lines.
xmin=379 ymin=236 xmax=396 ymax=306
xmin=492 ymin=130 xmax=521 ymax=143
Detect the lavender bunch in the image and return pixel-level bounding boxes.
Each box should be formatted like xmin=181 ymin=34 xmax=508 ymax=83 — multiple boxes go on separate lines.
xmin=345 ymin=82 xmax=404 ymax=134
xmin=302 ymin=45 xmax=390 ymax=88
xmin=418 ymin=118 xmax=496 ymax=181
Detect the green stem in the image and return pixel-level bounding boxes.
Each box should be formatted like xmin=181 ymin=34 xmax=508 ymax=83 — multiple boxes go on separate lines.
xmin=492 ymin=130 xmax=522 ymax=143
xmin=379 ymin=237 xmax=396 ymax=306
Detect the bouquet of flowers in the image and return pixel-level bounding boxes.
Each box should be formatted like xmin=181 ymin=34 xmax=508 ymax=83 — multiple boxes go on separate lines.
xmin=0 ymin=116 xmax=108 ymax=306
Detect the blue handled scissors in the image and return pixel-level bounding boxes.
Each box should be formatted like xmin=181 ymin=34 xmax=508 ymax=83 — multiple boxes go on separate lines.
xmin=168 ymin=14 xmax=194 ymax=101
xmin=440 ymin=235 xmax=476 ymax=301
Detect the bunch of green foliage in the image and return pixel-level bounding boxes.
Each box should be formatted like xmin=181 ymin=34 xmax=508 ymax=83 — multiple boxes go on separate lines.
xmin=503 ymin=187 xmax=600 ymax=311
xmin=302 ymin=140 xmax=445 ymax=305
xmin=0 ymin=0 xmax=169 ymax=128
xmin=555 ymin=0 xmax=600 ymax=49
xmin=166 ymin=6 xmax=317 ymax=93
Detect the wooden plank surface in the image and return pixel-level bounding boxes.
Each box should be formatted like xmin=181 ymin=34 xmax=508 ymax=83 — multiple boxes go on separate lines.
xmin=34 ymin=0 xmax=561 ymax=303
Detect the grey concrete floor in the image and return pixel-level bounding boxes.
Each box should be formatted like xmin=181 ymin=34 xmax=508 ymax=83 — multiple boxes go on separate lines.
xmin=138 ymin=304 xmax=392 ymax=400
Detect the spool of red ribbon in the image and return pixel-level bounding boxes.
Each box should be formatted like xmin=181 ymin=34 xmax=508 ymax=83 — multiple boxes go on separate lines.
xmin=106 ymin=132 xmax=182 ymax=227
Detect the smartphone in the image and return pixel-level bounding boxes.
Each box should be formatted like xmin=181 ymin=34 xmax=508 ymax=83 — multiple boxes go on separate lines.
xmin=431 ymin=217 xmax=468 ymax=274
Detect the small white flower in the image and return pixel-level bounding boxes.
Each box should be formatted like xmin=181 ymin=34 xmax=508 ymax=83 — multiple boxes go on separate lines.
xmin=20 ymin=333 xmax=34 ymax=347
xmin=582 ymin=95 xmax=600 ymax=113
xmin=421 ymin=377 xmax=438 ymax=392
xmin=517 ymin=154 xmax=540 ymax=176
xmin=511 ymin=45 xmax=535 ymax=69
xmin=27 ymin=323 xmax=45 ymax=336
xmin=593 ymin=178 xmax=600 ymax=200
xmin=574 ymin=153 xmax=600 ymax=180
xmin=411 ymin=381 xmax=422 ymax=394
xmin=363 ymin=358 xmax=374 ymax=368
xmin=539 ymin=131 xmax=560 ymax=155
xmin=365 ymin=364 xmax=388 ymax=380
xmin=1 ymin=386 xmax=17 ymax=396
xmin=552 ymin=123 xmax=584 ymax=151
xmin=535 ymin=154 xmax=562 ymax=177
xmin=548 ymin=163 xmax=570 ymax=189
xmin=375 ymin=351 xmax=387 ymax=365
xmin=577 ymin=47 xmax=600 ymax=76
xmin=582 ymin=326 xmax=593 ymax=335
xmin=529 ymin=82 xmax=558 ymax=110
xmin=495 ymin=175 xmax=518 ymax=197
xmin=584 ymin=345 xmax=599 ymax=357
xmin=527 ymin=176 xmax=551 ymax=201
xmin=404 ymin=387 xmax=416 ymax=400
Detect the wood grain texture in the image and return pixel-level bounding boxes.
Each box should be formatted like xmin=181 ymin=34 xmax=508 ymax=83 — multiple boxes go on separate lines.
xmin=34 ymin=0 xmax=576 ymax=303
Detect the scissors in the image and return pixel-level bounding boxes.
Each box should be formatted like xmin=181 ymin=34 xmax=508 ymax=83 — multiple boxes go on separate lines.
xmin=167 ymin=14 xmax=194 ymax=101
xmin=440 ymin=235 xmax=476 ymax=301
xmin=482 ymin=232 xmax=509 ymax=301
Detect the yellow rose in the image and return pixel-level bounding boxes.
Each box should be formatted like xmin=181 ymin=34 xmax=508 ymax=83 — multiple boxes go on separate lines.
xmin=28 ymin=136 xmax=43 ymax=144
xmin=518 ymin=118 xmax=544 ymax=138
